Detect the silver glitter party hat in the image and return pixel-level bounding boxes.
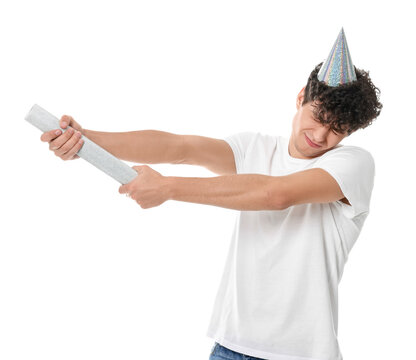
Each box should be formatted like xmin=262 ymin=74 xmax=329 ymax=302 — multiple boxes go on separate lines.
xmin=317 ymin=28 xmax=357 ymax=87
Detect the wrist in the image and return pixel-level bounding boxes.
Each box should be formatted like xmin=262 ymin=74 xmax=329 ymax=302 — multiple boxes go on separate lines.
xmin=82 ymin=128 xmax=91 ymax=138
xmin=164 ymin=176 xmax=177 ymax=201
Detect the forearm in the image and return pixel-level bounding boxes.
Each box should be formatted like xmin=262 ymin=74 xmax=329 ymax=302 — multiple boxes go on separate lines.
xmin=166 ymin=174 xmax=282 ymax=211
xmin=83 ymin=129 xmax=185 ymax=164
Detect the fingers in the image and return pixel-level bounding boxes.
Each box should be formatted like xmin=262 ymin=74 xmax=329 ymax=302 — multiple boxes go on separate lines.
xmin=49 ymin=128 xmax=82 ymax=159
xmin=40 ymin=128 xmax=62 ymax=142
xmin=39 ymin=114 xmax=84 ymax=161
xmin=48 ymin=127 xmax=75 ymax=150
xmin=60 ymin=115 xmax=73 ymax=129
xmin=61 ymin=135 xmax=84 ymax=160
xmin=39 ymin=115 xmax=73 ymax=143
xmin=53 ymin=128 xmax=83 ymax=159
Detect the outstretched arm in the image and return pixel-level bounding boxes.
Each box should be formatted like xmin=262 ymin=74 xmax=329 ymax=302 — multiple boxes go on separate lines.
xmin=166 ymin=173 xmax=281 ymax=211
xmin=166 ymin=167 xmax=348 ymax=211
xmin=83 ymin=129 xmax=186 ymax=165
xmin=118 ymin=165 xmax=282 ymax=210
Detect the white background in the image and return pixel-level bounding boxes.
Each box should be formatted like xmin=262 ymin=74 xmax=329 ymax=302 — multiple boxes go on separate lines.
xmin=1 ymin=1 xmax=414 ymax=359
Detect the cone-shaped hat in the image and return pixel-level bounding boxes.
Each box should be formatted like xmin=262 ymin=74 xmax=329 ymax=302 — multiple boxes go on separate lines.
xmin=317 ymin=28 xmax=357 ymax=87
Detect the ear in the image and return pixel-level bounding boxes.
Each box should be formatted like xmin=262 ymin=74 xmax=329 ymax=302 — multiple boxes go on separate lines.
xmin=296 ymin=87 xmax=306 ymax=110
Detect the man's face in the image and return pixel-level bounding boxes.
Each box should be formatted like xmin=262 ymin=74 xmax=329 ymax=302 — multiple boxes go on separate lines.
xmin=289 ymin=87 xmax=350 ymax=159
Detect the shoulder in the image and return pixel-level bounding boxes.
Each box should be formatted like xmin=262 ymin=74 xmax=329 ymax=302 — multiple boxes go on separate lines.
xmin=313 ymin=144 xmax=376 ymax=187
xmin=319 ymin=144 xmax=375 ymax=166
xmin=226 ymin=131 xmax=280 ymax=148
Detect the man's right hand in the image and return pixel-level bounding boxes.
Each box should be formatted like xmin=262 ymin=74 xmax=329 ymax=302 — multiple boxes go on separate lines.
xmin=40 ymin=115 xmax=85 ymax=160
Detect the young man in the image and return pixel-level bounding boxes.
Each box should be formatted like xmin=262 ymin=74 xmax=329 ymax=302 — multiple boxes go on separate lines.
xmin=41 ymin=28 xmax=382 ymax=360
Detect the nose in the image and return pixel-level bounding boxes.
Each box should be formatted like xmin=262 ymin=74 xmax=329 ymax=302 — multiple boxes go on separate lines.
xmin=311 ymin=126 xmax=330 ymax=144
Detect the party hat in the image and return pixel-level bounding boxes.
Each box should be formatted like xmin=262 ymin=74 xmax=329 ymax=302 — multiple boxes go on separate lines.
xmin=317 ymin=27 xmax=357 ymax=87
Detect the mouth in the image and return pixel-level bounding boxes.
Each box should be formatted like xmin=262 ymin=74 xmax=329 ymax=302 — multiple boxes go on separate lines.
xmin=304 ymin=134 xmax=322 ymax=148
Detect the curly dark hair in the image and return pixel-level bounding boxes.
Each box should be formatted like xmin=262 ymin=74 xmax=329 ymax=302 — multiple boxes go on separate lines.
xmin=302 ymin=62 xmax=383 ymax=136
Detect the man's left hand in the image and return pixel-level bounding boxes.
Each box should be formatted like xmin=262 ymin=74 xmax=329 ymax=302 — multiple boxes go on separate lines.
xmin=119 ymin=165 xmax=171 ymax=209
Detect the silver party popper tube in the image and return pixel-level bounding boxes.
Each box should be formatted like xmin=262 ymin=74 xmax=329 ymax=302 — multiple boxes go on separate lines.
xmin=25 ymin=104 xmax=138 ymax=184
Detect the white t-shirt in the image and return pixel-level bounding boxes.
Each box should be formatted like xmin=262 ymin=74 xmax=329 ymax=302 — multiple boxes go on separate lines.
xmin=206 ymin=132 xmax=375 ymax=360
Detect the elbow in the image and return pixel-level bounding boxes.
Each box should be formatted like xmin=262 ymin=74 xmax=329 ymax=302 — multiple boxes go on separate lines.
xmin=265 ymin=181 xmax=290 ymax=211
xmin=274 ymin=197 xmax=290 ymax=211
xmin=173 ymin=135 xmax=188 ymax=165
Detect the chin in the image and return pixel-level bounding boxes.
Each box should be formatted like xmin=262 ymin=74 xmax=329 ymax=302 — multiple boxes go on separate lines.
xmin=303 ymin=143 xmax=326 ymax=156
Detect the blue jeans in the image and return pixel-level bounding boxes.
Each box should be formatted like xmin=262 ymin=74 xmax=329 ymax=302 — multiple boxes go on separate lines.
xmin=209 ymin=342 xmax=266 ymax=360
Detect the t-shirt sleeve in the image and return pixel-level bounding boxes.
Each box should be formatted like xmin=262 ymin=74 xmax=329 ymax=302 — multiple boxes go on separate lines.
xmin=312 ymin=147 xmax=376 ymax=220
xmin=223 ymin=132 xmax=257 ymax=174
